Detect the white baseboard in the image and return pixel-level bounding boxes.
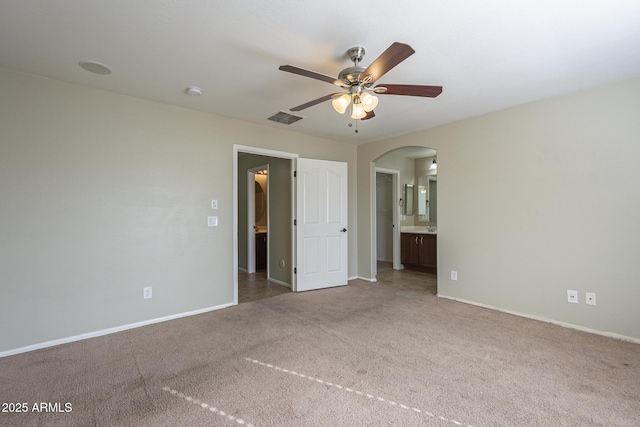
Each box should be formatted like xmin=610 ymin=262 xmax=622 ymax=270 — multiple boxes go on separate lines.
xmin=437 ymin=294 xmax=640 ymax=345
xmin=0 ymin=302 xmax=235 ymax=358
xmin=352 ymin=276 xmax=376 ymax=282
xmin=268 ymin=277 xmax=292 ymax=289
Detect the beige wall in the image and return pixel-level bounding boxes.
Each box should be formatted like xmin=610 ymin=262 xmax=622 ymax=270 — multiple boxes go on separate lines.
xmin=358 ymin=77 xmax=640 ymax=340
xmin=2 ymin=65 xmax=639 ymax=354
xmin=374 ymin=148 xmax=417 ymax=227
xmin=0 ymin=68 xmax=357 ymax=353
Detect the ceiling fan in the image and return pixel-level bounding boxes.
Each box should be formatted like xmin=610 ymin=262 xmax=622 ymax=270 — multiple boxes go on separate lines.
xmin=279 ymin=42 xmax=442 ymax=121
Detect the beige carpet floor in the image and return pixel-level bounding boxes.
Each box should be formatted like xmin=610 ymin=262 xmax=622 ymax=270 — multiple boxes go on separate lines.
xmin=1 ymin=269 xmax=639 ymax=426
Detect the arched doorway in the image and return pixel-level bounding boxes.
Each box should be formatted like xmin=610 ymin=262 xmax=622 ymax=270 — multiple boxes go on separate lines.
xmin=372 ymin=146 xmax=437 ymax=280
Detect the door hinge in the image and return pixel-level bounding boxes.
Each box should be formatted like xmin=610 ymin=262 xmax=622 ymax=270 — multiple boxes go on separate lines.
xmin=294 ymin=170 xmax=297 ymax=177
xmin=294 ymin=268 xmax=297 ymax=274
xmin=294 ymin=219 xmax=297 ymax=226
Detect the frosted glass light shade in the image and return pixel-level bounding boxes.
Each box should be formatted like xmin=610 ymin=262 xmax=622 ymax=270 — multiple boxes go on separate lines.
xmin=332 ymin=93 xmax=351 ymax=114
xmin=360 ymin=92 xmax=379 ymax=112
xmin=351 ymin=102 xmax=366 ymax=119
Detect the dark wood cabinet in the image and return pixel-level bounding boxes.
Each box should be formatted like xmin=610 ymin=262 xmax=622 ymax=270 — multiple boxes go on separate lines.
xmin=401 ymin=233 xmax=419 ymax=265
xmin=256 ymin=232 xmax=267 ymax=269
xmin=401 ymin=233 xmax=436 ymax=270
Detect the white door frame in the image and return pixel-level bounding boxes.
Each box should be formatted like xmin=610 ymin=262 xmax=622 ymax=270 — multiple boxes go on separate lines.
xmin=374 ymin=167 xmax=401 ymax=278
xmin=233 ymin=145 xmax=298 ymax=305
xmin=246 ymin=165 xmax=268 ymax=274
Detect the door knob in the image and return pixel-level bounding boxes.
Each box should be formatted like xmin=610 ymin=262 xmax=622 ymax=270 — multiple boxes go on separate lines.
xmin=340 ymin=228 xmax=347 ymax=232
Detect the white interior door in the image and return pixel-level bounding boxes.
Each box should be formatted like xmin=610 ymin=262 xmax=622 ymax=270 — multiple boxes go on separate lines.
xmin=296 ymin=158 xmax=348 ymax=291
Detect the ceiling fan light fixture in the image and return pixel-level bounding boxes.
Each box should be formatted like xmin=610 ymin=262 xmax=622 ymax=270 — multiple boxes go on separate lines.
xmin=332 ymin=93 xmax=351 ymax=114
xmin=360 ymin=92 xmax=379 ymax=112
xmin=351 ymin=102 xmax=367 ymax=120
xmin=279 ymin=42 xmax=443 ymax=127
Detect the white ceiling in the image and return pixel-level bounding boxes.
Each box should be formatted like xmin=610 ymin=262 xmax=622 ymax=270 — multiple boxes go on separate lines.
xmin=1 ymin=1 xmax=640 ymax=145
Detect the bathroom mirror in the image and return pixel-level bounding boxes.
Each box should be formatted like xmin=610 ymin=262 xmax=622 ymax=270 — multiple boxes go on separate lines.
xmin=403 ymin=184 xmax=414 ymax=215
xmin=418 ymin=184 xmax=427 ymax=215
xmin=417 ymin=175 xmax=437 ymax=222
xmin=255 ymin=180 xmax=266 ymax=222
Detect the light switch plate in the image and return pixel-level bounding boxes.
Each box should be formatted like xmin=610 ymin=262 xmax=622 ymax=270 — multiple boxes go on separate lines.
xmin=207 ymin=216 xmax=218 ymax=227
xmin=451 ymin=270 xmax=457 ymax=281
xmin=211 ymin=200 xmax=218 ymax=209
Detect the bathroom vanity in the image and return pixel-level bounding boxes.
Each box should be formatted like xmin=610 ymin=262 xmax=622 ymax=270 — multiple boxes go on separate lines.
xmin=401 ymin=227 xmax=437 ymax=270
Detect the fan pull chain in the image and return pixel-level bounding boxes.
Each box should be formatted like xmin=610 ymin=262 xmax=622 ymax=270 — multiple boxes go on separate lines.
xmin=347 ymin=102 xmax=359 ymax=134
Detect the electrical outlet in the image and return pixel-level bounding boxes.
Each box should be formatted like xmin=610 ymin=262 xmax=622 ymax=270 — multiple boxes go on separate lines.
xmin=143 ymin=287 xmax=152 ymax=300
xmin=451 ymin=270 xmax=458 ymax=281
xmin=567 ymin=290 xmax=578 ymax=304
xmin=586 ymin=292 xmax=596 ymax=306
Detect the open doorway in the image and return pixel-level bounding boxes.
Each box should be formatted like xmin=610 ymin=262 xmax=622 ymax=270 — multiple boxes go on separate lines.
xmin=234 ymin=145 xmax=350 ymax=303
xmin=235 ymin=147 xmax=295 ymax=303
xmin=372 ymin=147 xmax=437 ymax=284
xmin=374 ymin=167 xmax=401 ymax=278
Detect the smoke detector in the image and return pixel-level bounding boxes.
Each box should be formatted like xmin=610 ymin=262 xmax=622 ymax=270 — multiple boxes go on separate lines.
xmin=79 ymin=61 xmax=112 ymax=75
xmin=186 ymin=86 xmax=203 ymax=96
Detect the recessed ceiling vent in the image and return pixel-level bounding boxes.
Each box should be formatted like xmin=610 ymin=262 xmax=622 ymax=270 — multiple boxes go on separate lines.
xmin=267 ymin=111 xmax=304 ymax=125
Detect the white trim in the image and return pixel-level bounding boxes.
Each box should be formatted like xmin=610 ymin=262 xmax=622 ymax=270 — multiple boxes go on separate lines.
xmin=354 ymin=276 xmax=377 ymax=282
xmin=368 ymin=162 xmax=377 ymax=280
xmin=291 ymin=163 xmax=296 ymax=291
xmin=234 ymin=144 xmax=298 ymax=159
xmin=437 ymin=294 xmax=640 ymax=345
xmin=268 ymin=277 xmax=292 ymax=289
xmin=247 ymin=169 xmax=256 ymax=273
xmin=0 ymin=302 xmax=235 ymax=358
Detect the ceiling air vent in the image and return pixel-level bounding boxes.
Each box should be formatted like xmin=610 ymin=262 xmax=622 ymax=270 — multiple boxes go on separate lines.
xmin=267 ymin=111 xmax=304 ymax=125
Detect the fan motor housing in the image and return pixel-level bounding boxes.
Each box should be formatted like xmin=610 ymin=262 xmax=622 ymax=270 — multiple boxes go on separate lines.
xmin=338 ymin=66 xmax=367 ymax=85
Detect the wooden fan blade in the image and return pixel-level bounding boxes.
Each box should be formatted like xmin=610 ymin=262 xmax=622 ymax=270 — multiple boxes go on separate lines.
xmin=279 ymin=65 xmax=345 ymax=86
xmin=290 ymin=93 xmax=342 ymax=111
xmin=360 ymin=42 xmax=415 ymax=84
xmin=375 ymin=84 xmax=443 ymax=97
xmin=361 ymin=110 xmax=375 ymax=120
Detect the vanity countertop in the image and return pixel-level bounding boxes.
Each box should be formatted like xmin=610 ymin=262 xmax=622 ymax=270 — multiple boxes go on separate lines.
xmin=401 ymin=226 xmax=437 ymax=235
